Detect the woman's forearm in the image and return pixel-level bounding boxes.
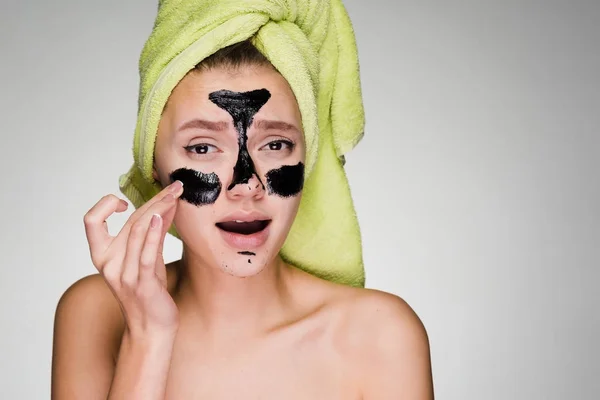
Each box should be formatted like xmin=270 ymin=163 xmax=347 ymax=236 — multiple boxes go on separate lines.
xmin=107 ymin=332 xmax=175 ymax=400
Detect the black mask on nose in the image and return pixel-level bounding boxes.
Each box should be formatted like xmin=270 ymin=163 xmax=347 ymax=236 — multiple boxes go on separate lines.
xmin=208 ymin=89 xmax=270 ymax=191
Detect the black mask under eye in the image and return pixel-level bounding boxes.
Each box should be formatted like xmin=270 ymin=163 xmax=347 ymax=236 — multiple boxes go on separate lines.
xmin=169 ymin=168 xmax=221 ymax=206
xmin=265 ymin=162 xmax=304 ymax=197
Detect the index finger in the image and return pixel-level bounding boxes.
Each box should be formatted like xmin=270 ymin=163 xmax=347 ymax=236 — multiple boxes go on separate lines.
xmin=83 ymin=194 xmax=129 ymax=264
xmin=123 ymin=180 xmax=183 ymax=230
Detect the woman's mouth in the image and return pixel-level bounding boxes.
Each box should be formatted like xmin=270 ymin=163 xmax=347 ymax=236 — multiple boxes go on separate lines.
xmin=215 ymin=219 xmax=271 ymax=249
xmin=215 ymin=220 xmax=271 ymax=235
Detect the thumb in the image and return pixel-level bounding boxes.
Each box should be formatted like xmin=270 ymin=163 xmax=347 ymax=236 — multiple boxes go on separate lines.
xmin=157 ymin=200 xmax=178 ymax=254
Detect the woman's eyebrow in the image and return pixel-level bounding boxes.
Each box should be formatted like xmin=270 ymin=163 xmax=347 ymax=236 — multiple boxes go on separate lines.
xmin=176 ymin=119 xmax=229 ymax=133
xmin=253 ymin=119 xmax=301 ymax=135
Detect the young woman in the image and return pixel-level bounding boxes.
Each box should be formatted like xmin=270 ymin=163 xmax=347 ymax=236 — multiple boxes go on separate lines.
xmin=51 ymin=3 xmax=434 ymax=399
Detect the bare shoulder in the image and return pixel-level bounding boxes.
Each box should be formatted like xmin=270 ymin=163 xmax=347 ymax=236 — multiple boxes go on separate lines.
xmin=51 ymin=263 xmax=180 ymax=398
xmin=52 ymin=272 xmax=124 ymax=398
xmin=292 ymin=270 xmax=429 ymax=347
xmin=290 ymin=268 xmax=428 ymax=341
xmin=53 ymin=273 xmax=125 ymax=363
xmin=322 ymin=285 xmax=429 ymax=349
xmin=56 ymin=272 xmax=119 ymax=315
xmin=53 ymin=262 xmax=181 ymax=356
xmin=347 ymin=288 xmax=428 ymax=342
xmin=327 ymin=285 xmax=434 ymax=398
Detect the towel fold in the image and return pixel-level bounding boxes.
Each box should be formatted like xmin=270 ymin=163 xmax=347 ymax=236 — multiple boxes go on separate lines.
xmin=119 ymin=0 xmax=366 ymax=287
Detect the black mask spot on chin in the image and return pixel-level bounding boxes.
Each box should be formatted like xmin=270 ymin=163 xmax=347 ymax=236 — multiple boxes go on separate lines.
xmin=169 ymin=168 xmax=222 ymax=206
xmin=265 ymin=162 xmax=305 ymax=197
xmin=208 ymin=89 xmax=271 ymax=191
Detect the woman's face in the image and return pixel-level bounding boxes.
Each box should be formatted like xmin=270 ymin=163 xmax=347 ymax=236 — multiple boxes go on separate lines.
xmin=153 ymin=65 xmax=305 ymax=277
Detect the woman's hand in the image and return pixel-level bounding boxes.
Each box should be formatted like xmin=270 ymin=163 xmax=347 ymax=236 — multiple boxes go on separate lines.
xmin=83 ymin=180 xmax=184 ymax=339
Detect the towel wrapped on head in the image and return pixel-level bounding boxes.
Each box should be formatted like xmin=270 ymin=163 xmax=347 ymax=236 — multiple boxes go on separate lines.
xmin=119 ymin=0 xmax=366 ymax=287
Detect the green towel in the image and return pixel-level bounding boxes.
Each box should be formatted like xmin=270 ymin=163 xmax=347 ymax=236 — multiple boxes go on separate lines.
xmin=119 ymin=0 xmax=366 ymax=287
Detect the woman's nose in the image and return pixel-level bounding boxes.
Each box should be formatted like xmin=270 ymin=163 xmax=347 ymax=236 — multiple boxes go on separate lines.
xmin=226 ymin=173 xmax=266 ymax=200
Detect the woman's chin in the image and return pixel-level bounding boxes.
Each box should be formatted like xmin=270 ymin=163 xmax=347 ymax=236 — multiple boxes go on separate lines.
xmin=218 ymin=255 xmax=270 ymax=278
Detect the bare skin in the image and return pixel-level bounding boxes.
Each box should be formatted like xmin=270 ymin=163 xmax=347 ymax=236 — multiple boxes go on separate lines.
xmin=53 ymin=263 xmax=433 ymax=399
xmin=51 ymin=65 xmax=434 ymax=399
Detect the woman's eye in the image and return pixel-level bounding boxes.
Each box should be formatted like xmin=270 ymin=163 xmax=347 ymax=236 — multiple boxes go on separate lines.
xmin=263 ymin=140 xmax=294 ymax=151
xmin=184 ymin=144 xmax=217 ymax=155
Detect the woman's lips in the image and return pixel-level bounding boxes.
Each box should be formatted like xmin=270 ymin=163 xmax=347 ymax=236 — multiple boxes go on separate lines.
xmin=216 ymin=223 xmax=271 ymax=249
xmin=215 ymin=220 xmax=270 ymax=234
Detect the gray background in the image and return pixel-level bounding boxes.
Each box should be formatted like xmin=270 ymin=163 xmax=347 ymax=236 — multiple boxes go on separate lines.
xmin=1 ymin=0 xmax=598 ymax=398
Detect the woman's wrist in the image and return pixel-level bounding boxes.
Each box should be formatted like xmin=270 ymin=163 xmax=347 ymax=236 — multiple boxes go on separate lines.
xmin=120 ymin=328 xmax=177 ymax=362
xmin=109 ymin=330 xmax=176 ymax=400
xmin=123 ymin=324 xmax=178 ymax=344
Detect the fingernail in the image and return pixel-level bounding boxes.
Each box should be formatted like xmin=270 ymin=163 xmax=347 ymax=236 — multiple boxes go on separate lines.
xmin=163 ymin=194 xmax=175 ymax=202
xmin=169 ymin=180 xmax=183 ymax=193
xmin=150 ymin=214 xmax=161 ymax=228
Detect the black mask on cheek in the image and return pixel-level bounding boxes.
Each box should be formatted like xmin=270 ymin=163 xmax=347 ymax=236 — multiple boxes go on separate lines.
xmin=169 ymin=168 xmax=222 ymax=206
xmin=208 ymin=89 xmax=270 ymax=191
xmin=265 ymin=162 xmax=304 ymax=197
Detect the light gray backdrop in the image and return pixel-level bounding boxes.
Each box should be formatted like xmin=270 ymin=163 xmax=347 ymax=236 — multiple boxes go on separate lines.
xmin=1 ymin=0 xmax=598 ymax=398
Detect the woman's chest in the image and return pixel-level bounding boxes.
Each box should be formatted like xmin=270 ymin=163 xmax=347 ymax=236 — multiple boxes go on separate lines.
xmin=164 ymin=334 xmax=360 ymax=400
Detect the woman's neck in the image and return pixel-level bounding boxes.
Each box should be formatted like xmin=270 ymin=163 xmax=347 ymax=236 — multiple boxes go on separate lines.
xmin=172 ymin=249 xmax=297 ymax=340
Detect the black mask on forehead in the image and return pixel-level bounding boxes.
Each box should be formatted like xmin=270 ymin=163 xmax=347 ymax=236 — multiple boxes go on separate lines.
xmin=208 ymin=89 xmax=270 ymax=191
